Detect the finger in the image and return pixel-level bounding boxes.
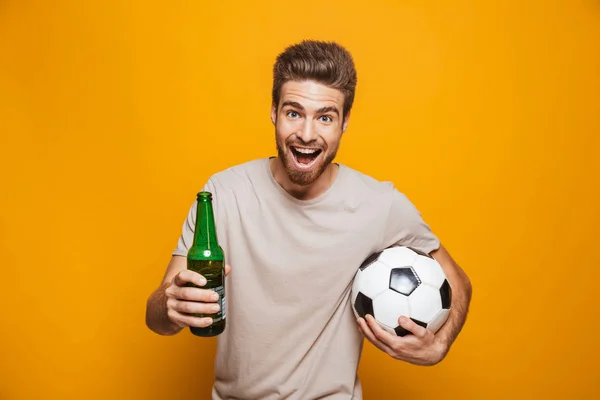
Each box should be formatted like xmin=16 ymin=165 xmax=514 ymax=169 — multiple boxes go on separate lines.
xmin=169 ymin=298 xmax=221 ymax=315
xmin=173 ymin=270 xmax=207 ymax=287
xmin=225 ymin=264 xmax=231 ymax=276
xmin=358 ymin=318 xmax=394 ymax=356
xmin=186 ymin=316 xmax=214 ymax=328
xmin=167 ymin=308 xmax=213 ymax=328
xmin=166 ymin=285 xmax=220 ymax=303
xmin=357 ymin=317 xmax=394 ymax=355
xmin=365 ymin=314 xmax=402 ymax=347
xmin=397 ymin=316 xmax=428 ymax=338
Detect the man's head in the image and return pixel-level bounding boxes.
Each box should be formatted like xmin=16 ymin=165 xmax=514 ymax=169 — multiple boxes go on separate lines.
xmin=271 ymin=40 xmax=357 ymax=186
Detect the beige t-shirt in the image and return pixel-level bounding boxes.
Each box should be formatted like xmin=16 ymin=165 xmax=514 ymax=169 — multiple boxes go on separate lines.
xmin=173 ymin=158 xmax=440 ymax=400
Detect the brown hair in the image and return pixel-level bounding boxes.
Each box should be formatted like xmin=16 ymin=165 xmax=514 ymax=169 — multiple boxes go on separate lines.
xmin=272 ymin=40 xmax=357 ymax=120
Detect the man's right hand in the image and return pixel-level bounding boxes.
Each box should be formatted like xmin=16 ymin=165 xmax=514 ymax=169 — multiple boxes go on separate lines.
xmin=146 ymin=256 xmax=231 ymax=335
xmin=164 ymin=266 xmax=231 ymax=329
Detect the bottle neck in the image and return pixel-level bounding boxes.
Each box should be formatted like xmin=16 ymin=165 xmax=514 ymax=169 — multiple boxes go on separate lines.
xmin=192 ymin=198 xmax=219 ymax=250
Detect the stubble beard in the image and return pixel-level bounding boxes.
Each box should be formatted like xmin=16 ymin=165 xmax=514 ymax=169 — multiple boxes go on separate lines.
xmin=275 ymin=135 xmax=339 ymax=187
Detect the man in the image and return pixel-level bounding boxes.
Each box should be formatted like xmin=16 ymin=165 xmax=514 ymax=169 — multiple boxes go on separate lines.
xmin=146 ymin=40 xmax=472 ymax=400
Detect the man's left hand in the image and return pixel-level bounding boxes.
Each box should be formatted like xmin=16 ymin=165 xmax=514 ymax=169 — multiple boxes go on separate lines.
xmin=357 ymin=314 xmax=449 ymax=366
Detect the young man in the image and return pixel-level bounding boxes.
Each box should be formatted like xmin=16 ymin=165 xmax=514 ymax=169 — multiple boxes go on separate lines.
xmin=146 ymin=40 xmax=472 ymax=400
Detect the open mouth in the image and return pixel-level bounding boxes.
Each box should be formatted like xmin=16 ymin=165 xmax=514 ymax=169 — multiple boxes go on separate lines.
xmin=290 ymin=146 xmax=322 ymax=169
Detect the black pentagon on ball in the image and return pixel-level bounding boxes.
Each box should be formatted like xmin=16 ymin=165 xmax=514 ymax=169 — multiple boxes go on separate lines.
xmin=440 ymin=279 xmax=452 ymax=309
xmin=359 ymin=251 xmax=383 ymax=271
xmin=389 ymin=267 xmax=421 ymax=296
xmin=395 ymin=318 xmax=428 ymax=337
xmin=354 ymin=292 xmax=374 ymax=318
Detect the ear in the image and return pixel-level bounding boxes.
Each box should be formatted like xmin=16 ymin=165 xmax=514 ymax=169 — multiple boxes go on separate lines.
xmin=271 ymin=103 xmax=277 ymax=125
xmin=342 ymin=111 xmax=351 ymax=133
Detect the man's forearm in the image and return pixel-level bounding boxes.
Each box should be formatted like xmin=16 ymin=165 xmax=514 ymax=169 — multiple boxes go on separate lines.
xmin=437 ymin=267 xmax=472 ymax=349
xmin=146 ymin=282 xmax=183 ymax=336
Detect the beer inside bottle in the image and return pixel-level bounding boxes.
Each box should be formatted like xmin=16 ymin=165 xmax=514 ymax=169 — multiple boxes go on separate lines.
xmin=186 ymin=191 xmax=226 ymax=337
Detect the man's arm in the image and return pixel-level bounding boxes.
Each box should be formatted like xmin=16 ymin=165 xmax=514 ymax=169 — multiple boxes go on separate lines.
xmin=145 ymin=255 xmax=188 ymax=336
xmin=430 ymin=244 xmax=472 ymax=349
xmin=357 ymin=243 xmax=472 ymax=365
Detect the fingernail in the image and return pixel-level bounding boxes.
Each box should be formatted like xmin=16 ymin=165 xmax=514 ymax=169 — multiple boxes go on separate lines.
xmin=211 ymin=293 xmax=219 ymax=301
xmin=203 ymin=318 xmax=213 ymax=326
xmin=199 ymin=278 xmax=207 ymax=285
xmin=212 ymin=304 xmax=220 ymax=312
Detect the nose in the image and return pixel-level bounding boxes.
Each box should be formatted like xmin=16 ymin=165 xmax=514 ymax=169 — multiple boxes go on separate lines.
xmin=298 ymin=119 xmax=318 ymax=144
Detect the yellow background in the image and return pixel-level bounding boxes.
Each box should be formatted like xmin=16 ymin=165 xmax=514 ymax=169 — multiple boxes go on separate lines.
xmin=1 ymin=0 xmax=599 ymax=399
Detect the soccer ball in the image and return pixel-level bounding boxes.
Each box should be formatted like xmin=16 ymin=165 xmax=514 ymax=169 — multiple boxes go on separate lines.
xmin=351 ymin=246 xmax=452 ymax=336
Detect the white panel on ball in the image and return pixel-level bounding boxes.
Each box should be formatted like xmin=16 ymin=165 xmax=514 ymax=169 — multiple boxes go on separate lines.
xmin=372 ymin=290 xmax=411 ymax=329
xmin=408 ymin=284 xmax=442 ymax=323
xmin=377 ymin=246 xmax=417 ymax=269
xmin=380 ymin=324 xmax=396 ymax=336
xmin=427 ymin=308 xmax=450 ymax=333
xmin=355 ymin=261 xmax=392 ymax=299
xmin=411 ymin=255 xmax=447 ymax=288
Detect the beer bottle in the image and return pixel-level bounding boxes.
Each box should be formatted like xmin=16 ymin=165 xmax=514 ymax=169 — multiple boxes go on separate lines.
xmin=186 ymin=191 xmax=226 ymax=337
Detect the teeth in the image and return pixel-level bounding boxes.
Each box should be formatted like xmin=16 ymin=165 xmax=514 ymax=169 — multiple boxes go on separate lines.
xmin=294 ymin=147 xmax=318 ymax=154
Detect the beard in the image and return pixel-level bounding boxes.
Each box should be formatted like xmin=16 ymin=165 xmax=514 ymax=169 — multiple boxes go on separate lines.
xmin=276 ymin=134 xmax=339 ymax=186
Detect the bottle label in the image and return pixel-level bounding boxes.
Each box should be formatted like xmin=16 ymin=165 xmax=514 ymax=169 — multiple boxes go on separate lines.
xmin=212 ymin=285 xmax=226 ymax=322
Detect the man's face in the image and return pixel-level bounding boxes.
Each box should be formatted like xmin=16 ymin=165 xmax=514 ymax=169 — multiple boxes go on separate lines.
xmin=271 ymin=80 xmax=349 ymax=186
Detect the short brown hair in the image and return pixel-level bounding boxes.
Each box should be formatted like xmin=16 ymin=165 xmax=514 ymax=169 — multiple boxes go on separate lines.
xmin=272 ymin=40 xmax=357 ymax=120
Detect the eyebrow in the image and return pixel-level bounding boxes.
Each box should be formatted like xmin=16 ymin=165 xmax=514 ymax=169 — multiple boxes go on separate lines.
xmin=281 ymin=101 xmax=340 ymax=117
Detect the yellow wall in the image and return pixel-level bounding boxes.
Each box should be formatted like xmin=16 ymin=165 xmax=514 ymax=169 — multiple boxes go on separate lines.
xmin=1 ymin=1 xmax=599 ymax=398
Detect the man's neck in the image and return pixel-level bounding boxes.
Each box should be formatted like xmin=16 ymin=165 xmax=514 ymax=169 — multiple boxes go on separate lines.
xmin=269 ymin=157 xmax=339 ymax=201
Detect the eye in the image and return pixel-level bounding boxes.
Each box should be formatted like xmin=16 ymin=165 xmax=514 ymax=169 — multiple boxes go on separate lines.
xmin=287 ymin=110 xmax=300 ymax=118
xmin=319 ymin=115 xmax=333 ymax=123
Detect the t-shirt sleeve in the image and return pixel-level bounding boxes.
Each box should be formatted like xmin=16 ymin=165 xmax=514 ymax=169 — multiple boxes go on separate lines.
xmin=382 ymin=186 xmax=440 ymax=255
xmin=172 ymin=179 xmax=217 ymax=257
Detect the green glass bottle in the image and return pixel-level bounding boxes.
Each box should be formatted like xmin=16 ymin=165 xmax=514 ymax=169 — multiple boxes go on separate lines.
xmin=186 ymin=191 xmax=226 ymax=337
